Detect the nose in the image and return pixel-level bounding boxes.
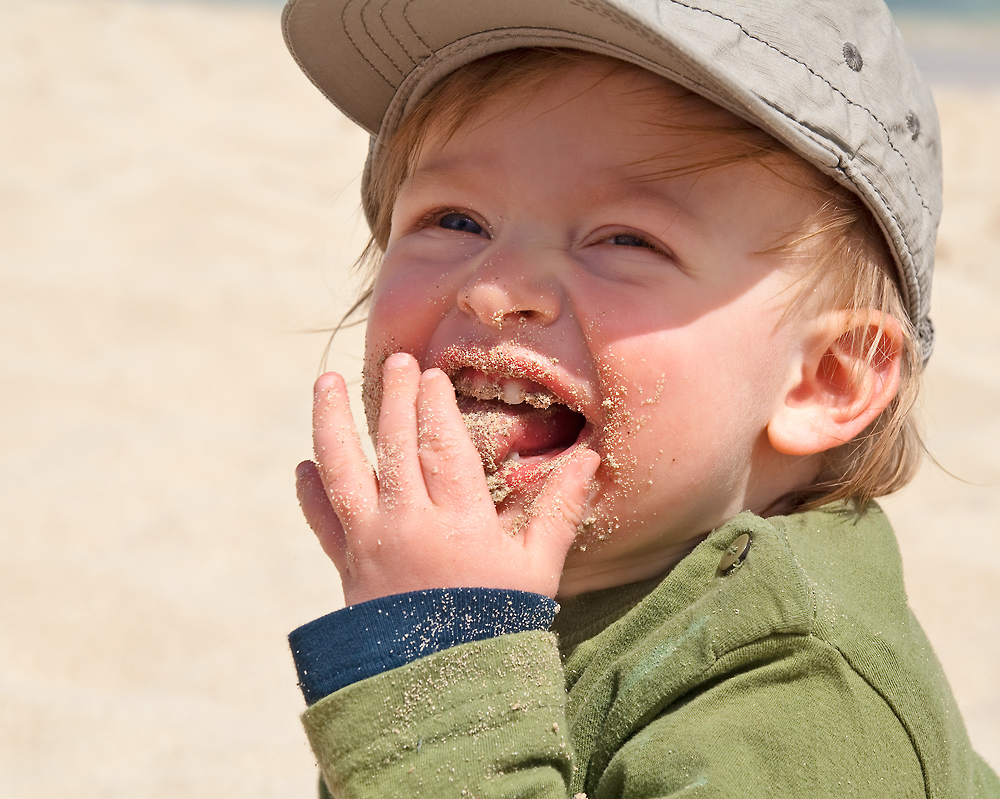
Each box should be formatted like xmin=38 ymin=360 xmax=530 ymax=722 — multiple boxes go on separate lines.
xmin=457 ymin=250 xmax=562 ymax=329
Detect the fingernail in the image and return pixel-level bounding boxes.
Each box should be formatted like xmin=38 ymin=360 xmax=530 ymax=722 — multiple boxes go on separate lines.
xmin=581 ymin=482 xmax=600 ymax=518
xmin=314 ymin=372 xmax=339 ymax=392
xmin=419 ymin=366 xmax=448 ymax=387
xmin=384 ymin=352 xmax=412 ymax=371
xmin=295 ymin=460 xmax=313 ymax=480
xmin=580 ymin=448 xmax=601 ymax=476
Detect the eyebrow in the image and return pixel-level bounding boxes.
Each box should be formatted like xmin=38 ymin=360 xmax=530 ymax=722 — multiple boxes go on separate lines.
xmin=402 ymin=146 xmax=719 ymax=254
xmin=402 ymin=150 xmax=498 ymax=191
xmin=590 ymin=165 xmax=708 ymax=237
xmin=407 ymin=154 xmax=701 ymax=213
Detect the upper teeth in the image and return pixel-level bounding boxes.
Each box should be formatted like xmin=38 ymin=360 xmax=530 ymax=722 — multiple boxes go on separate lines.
xmin=503 ymin=380 xmax=530 ymax=405
xmin=455 ymin=374 xmax=557 ymax=409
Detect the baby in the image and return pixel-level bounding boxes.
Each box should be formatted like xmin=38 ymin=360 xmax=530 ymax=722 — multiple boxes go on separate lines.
xmin=283 ymin=0 xmax=1000 ymax=796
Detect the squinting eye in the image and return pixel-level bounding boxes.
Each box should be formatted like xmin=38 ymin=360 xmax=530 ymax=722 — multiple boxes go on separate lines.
xmin=438 ymin=212 xmax=486 ymax=236
xmin=608 ymin=232 xmax=656 ymax=249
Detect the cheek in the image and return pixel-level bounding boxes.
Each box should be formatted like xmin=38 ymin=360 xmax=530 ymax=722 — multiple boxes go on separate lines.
xmin=360 ymin=280 xmax=423 ymax=433
xmin=361 ymin=267 xmax=460 ymax=430
xmin=364 ymin=268 xmax=449 ymax=353
xmin=587 ymin=319 xmax=780 ymax=482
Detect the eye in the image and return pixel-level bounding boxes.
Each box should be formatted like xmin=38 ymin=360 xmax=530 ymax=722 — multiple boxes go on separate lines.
xmin=606 ymin=232 xmax=657 ymax=249
xmin=437 ymin=211 xmax=488 ymax=237
xmin=597 ymin=229 xmax=673 ymax=258
xmin=586 ymin=226 xmax=683 ymax=274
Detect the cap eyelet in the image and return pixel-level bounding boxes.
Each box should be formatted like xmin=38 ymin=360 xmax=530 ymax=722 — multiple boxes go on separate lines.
xmin=843 ymin=42 xmax=864 ymax=72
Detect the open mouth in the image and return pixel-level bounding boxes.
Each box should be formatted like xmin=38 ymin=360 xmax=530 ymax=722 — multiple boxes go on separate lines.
xmin=452 ymin=369 xmax=589 ymax=500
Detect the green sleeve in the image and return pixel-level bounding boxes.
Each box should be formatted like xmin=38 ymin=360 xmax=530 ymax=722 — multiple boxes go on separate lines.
xmin=302 ymin=631 xmax=575 ymax=799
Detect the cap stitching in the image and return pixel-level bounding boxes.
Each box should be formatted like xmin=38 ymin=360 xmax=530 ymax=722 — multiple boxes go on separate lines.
xmin=842 ymin=159 xmax=921 ymax=295
xmin=657 ymin=0 xmax=932 ymax=220
xmin=378 ymin=0 xmax=421 ymax=66
xmin=402 ymin=0 xmax=432 ymax=51
xmin=361 ymin=0 xmax=412 ymax=76
xmin=343 ymin=0 xmax=403 ymax=85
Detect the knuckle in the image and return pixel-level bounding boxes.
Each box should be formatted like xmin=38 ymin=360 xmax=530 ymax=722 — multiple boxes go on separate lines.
xmin=417 ymin=426 xmax=453 ymax=455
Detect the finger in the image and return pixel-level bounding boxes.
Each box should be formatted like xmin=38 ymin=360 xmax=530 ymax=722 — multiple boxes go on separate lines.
xmin=522 ymin=448 xmax=601 ymax=571
xmin=295 ymin=460 xmax=348 ymax=569
xmin=415 ymin=367 xmax=493 ymax=507
xmin=313 ymin=371 xmax=377 ymax=525
xmin=374 ymin=353 xmax=424 ymax=498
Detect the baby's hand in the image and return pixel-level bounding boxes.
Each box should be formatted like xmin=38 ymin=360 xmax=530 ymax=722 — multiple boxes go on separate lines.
xmin=295 ymin=352 xmax=600 ymax=605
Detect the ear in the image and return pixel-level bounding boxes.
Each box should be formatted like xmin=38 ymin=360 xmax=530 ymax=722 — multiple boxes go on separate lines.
xmin=768 ymin=310 xmax=903 ymax=457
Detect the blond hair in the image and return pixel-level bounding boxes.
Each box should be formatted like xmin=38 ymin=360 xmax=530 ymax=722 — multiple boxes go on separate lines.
xmin=786 ymin=197 xmax=924 ymax=509
xmin=345 ymin=48 xmax=924 ymax=510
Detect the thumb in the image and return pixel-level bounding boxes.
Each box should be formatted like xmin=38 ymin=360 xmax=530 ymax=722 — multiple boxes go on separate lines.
xmin=523 ymin=448 xmax=601 ymax=572
xmin=295 ymin=460 xmax=348 ymax=569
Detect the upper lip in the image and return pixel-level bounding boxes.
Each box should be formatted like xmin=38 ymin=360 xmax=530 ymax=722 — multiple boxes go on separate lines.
xmin=430 ymin=344 xmax=602 ymax=424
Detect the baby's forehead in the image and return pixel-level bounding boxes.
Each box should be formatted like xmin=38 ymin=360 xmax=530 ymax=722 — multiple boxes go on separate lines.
xmin=410 ymin=62 xmax=822 ymax=194
xmin=422 ymin=57 xmax=757 ymax=141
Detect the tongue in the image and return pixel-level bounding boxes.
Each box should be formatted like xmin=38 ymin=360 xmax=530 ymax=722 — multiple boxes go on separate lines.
xmin=458 ymin=399 xmax=582 ymax=470
xmin=509 ymin=408 xmax=575 ymax=455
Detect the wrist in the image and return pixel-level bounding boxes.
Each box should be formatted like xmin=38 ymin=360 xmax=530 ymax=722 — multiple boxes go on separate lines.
xmin=289 ymin=587 xmax=558 ymax=704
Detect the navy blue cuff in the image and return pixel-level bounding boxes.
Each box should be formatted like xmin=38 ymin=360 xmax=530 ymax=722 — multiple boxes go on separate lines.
xmin=289 ymin=588 xmax=557 ymax=705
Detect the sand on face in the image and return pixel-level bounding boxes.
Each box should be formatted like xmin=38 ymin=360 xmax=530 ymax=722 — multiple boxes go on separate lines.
xmin=0 ymin=1 xmax=997 ymax=796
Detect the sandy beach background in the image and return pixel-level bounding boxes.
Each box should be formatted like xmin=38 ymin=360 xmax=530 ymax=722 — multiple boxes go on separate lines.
xmin=1 ymin=1 xmax=997 ymax=796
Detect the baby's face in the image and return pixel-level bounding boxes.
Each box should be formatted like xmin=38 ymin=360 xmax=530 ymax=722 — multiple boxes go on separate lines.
xmin=363 ymin=63 xmax=826 ymax=592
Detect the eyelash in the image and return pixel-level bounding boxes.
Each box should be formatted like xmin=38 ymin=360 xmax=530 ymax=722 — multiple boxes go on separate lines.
xmin=418 ymin=208 xmax=490 ymax=237
xmin=598 ymin=229 xmax=676 ymax=263
xmin=605 ymin=232 xmax=657 ymax=250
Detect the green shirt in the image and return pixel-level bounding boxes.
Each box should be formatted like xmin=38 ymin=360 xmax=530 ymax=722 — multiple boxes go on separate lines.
xmin=301 ymin=503 xmax=1000 ymax=797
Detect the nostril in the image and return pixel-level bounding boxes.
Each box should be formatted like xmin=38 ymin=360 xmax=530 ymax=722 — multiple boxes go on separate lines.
xmin=461 ymin=290 xmax=557 ymax=329
xmin=459 ymin=261 xmax=562 ymax=328
xmin=488 ymin=308 xmax=535 ymax=329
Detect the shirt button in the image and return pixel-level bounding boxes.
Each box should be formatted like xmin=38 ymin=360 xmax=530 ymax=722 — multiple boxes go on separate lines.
xmin=718 ymin=533 xmax=752 ymax=573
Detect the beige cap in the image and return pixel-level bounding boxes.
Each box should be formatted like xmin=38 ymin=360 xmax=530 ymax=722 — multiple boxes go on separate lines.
xmin=283 ymin=0 xmax=941 ymax=362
